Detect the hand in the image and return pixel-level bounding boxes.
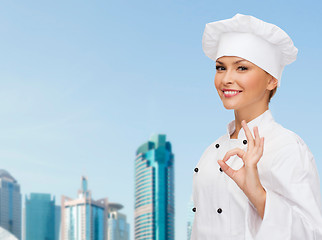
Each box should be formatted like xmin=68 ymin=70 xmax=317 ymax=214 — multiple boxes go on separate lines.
xmin=217 ymin=120 xmax=266 ymax=218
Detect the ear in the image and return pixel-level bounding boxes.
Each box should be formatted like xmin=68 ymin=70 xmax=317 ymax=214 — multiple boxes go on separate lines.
xmin=267 ymin=75 xmax=278 ymax=90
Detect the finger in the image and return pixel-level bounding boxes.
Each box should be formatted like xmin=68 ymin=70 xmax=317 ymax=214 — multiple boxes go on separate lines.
xmin=241 ymin=120 xmax=254 ymax=148
xmin=222 ymin=148 xmax=245 ymax=163
xmin=217 ymin=160 xmax=237 ymax=180
xmin=259 ymin=137 xmax=264 ymax=152
xmin=253 ymin=126 xmax=261 ymax=147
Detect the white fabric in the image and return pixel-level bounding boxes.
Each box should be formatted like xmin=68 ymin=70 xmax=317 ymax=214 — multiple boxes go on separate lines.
xmin=0 ymin=227 xmax=18 ymax=240
xmin=191 ymin=109 xmax=322 ymax=239
xmin=217 ymin=32 xmax=283 ymax=83
xmin=202 ymin=14 xmax=298 ymax=87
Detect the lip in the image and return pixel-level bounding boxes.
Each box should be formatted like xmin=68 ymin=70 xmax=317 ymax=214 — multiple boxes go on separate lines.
xmin=222 ymin=89 xmax=242 ymax=98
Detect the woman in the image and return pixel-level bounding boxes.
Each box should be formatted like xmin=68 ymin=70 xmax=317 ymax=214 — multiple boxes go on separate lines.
xmin=191 ymin=14 xmax=322 ymax=239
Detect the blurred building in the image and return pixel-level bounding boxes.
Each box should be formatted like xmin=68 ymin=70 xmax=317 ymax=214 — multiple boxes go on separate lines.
xmin=24 ymin=193 xmax=58 ymax=240
xmin=55 ymin=205 xmax=61 ymax=240
xmin=61 ymin=176 xmax=108 ymax=240
xmin=107 ymin=203 xmax=129 ymax=240
xmin=0 ymin=170 xmax=21 ymax=239
xmin=186 ymin=198 xmax=194 ymax=240
xmin=134 ymin=134 xmax=175 ymax=240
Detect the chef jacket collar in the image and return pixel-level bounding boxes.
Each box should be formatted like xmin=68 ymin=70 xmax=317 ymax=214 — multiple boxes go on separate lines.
xmin=226 ymin=109 xmax=275 ymax=141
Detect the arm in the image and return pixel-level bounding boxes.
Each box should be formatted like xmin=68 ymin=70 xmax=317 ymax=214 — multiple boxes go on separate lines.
xmin=246 ymin=141 xmax=322 ymax=239
xmin=218 ymin=121 xmax=322 ymax=239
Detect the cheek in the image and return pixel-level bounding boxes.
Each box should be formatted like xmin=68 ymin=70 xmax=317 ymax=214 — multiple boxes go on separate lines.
xmin=246 ymin=78 xmax=258 ymax=90
xmin=214 ymin=75 xmax=220 ymax=90
xmin=243 ymin=75 xmax=263 ymax=92
xmin=246 ymin=70 xmax=268 ymax=90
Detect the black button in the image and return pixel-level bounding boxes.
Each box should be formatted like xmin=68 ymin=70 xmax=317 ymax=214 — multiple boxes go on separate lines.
xmin=194 ymin=167 xmax=199 ymax=172
xmin=215 ymin=143 xmax=220 ymax=148
xmin=192 ymin=207 xmax=196 ymax=212
xmin=243 ymin=140 xmax=247 ymax=145
xmin=217 ymin=208 xmax=222 ymax=214
xmin=219 ymin=167 xmax=223 ymax=172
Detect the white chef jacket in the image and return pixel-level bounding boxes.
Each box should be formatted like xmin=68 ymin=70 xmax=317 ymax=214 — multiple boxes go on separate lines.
xmin=191 ymin=109 xmax=322 ymax=240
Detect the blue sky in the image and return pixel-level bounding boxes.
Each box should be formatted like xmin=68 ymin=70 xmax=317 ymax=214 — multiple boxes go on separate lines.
xmin=0 ymin=1 xmax=322 ymax=239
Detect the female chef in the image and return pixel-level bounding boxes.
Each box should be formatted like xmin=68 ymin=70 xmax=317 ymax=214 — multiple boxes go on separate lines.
xmin=191 ymin=14 xmax=322 ymax=239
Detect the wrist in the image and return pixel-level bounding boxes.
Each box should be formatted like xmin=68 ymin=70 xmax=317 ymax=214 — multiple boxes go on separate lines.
xmin=250 ymin=188 xmax=266 ymax=219
xmin=245 ymin=163 xmax=258 ymax=170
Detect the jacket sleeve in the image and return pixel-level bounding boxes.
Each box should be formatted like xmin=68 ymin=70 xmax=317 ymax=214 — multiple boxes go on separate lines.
xmin=245 ymin=141 xmax=322 ymax=240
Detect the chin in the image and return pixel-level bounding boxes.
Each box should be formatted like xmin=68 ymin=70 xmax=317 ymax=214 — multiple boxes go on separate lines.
xmin=222 ymin=102 xmax=238 ymax=110
xmin=223 ymin=106 xmax=236 ymax=110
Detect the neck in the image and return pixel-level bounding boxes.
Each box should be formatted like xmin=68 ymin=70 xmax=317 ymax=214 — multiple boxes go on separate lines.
xmin=230 ymin=104 xmax=269 ymax=139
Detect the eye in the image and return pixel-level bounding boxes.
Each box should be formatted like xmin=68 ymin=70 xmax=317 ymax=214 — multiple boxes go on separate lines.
xmin=216 ymin=65 xmax=225 ymax=71
xmin=237 ymin=66 xmax=248 ymax=71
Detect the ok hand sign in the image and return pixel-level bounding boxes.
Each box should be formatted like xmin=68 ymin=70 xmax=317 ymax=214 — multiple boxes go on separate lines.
xmin=217 ymin=120 xmax=266 ymax=219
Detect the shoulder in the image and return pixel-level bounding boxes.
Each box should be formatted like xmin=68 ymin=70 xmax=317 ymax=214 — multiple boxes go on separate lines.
xmin=266 ymin=121 xmax=311 ymax=156
xmin=208 ymin=134 xmax=227 ymax=150
xmin=266 ymin=122 xmax=316 ymax=179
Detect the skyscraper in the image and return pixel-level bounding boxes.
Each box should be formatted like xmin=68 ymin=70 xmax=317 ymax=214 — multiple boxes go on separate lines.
xmin=186 ymin=198 xmax=194 ymax=240
xmin=61 ymin=176 xmax=108 ymax=240
xmin=134 ymin=134 xmax=175 ymax=240
xmin=107 ymin=203 xmax=129 ymax=240
xmin=0 ymin=170 xmax=21 ymax=239
xmin=55 ymin=205 xmax=61 ymax=240
xmin=24 ymin=193 xmax=56 ymax=240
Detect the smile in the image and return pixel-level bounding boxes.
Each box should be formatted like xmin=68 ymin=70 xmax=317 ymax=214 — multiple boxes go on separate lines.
xmin=223 ymin=90 xmax=242 ymax=97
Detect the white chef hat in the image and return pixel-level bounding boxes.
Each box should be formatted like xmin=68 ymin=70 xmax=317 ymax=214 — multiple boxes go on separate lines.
xmin=202 ymin=14 xmax=298 ymax=87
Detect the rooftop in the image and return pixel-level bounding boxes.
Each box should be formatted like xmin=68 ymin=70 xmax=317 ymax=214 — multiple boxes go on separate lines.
xmin=0 ymin=170 xmax=17 ymax=183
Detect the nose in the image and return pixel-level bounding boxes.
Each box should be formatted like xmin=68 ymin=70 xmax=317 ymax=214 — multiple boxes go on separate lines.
xmin=220 ymin=70 xmax=235 ymax=85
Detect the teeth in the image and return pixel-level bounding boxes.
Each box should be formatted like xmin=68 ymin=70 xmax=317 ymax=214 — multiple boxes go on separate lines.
xmin=224 ymin=91 xmax=240 ymax=95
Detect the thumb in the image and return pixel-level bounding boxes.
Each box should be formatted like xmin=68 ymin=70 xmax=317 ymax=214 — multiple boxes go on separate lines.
xmin=217 ymin=160 xmax=235 ymax=180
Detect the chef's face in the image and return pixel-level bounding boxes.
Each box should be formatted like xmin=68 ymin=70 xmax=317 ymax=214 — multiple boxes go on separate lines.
xmin=214 ymin=56 xmax=276 ymax=111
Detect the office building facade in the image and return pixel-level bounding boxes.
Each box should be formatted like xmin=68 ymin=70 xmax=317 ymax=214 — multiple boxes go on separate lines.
xmin=61 ymin=176 xmax=108 ymax=240
xmin=134 ymin=134 xmax=175 ymax=240
xmin=0 ymin=170 xmax=21 ymax=239
xmin=24 ymin=193 xmax=56 ymax=240
xmin=107 ymin=203 xmax=129 ymax=240
xmin=55 ymin=205 xmax=61 ymax=240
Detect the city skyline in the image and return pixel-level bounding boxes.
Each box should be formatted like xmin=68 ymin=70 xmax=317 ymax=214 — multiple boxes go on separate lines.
xmin=135 ymin=134 xmax=175 ymax=239
xmin=1 ymin=170 xmax=131 ymax=240
xmin=1 ymin=1 xmax=322 ymax=240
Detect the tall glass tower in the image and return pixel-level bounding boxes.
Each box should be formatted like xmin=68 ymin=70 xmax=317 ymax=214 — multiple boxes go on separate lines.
xmin=0 ymin=170 xmax=21 ymax=239
xmin=24 ymin=193 xmax=56 ymax=240
xmin=61 ymin=176 xmax=108 ymax=240
xmin=134 ymin=134 xmax=175 ymax=240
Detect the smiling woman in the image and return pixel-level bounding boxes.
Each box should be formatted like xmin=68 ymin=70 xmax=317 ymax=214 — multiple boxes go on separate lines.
xmin=214 ymin=56 xmax=277 ymax=117
xmin=191 ymin=14 xmax=322 ymax=240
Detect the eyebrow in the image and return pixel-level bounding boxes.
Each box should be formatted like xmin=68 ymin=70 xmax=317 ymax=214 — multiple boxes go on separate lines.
xmin=216 ymin=59 xmax=248 ymax=64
